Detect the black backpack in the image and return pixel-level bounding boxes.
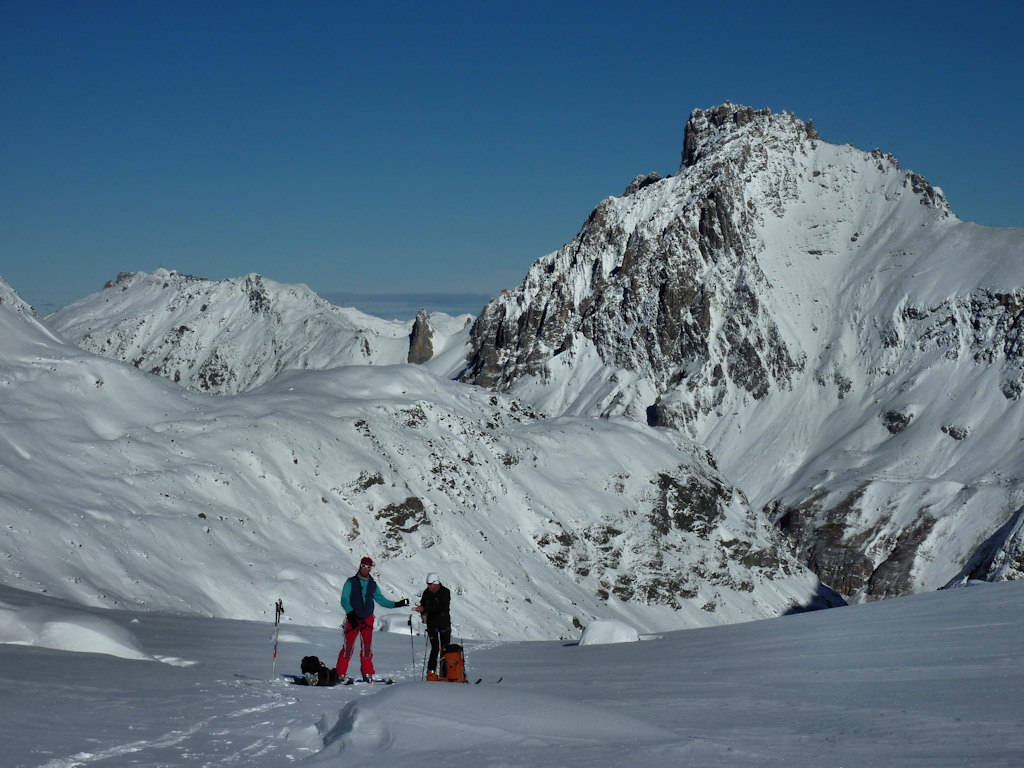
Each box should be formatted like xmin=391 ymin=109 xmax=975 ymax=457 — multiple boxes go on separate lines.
xmin=300 ymin=655 xmax=339 ymax=686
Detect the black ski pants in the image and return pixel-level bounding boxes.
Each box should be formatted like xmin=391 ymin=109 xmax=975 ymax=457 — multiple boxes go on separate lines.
xmin=427 ymin=627 xmax=452 ymax=672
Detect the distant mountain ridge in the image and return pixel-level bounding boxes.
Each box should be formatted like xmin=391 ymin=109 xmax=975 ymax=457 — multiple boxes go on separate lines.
xmin=47 ymin=269 xmax=473 ymax=395
xmin=317 ymin=290 xmax=494 ymax=320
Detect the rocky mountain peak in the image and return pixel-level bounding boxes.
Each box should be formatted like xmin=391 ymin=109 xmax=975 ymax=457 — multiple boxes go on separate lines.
xmin=681 ymin=103 xmax=773 ymax=167
xmin=462 ymin=103 xmax=826 ymax=409
xmin=461 ymin=103 xmax=1024 ymax=605
xmin=463 ymin=103 xmax=961 ymax=413
xmin=678 ymin=102 xmax=825 ymax=172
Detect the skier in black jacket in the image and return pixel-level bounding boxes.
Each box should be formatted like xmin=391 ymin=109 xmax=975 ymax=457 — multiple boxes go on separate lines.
xmin=413 ymin=572 xmax=451 ymax=680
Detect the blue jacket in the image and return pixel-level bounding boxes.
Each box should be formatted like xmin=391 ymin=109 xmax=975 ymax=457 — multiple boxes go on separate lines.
xmin=341 ymin=575 xmax=398 ymax=618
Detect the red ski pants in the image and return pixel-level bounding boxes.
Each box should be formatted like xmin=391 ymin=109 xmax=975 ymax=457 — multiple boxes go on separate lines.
xmin=336 ymin=615 xmax=375 ymax=677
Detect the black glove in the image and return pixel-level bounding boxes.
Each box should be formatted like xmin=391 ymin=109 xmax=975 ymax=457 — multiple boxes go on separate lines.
xmin=346 ymin=611 xmax=359 ymax=627
xmin=395 ymin=598 xmax=410 ymax=608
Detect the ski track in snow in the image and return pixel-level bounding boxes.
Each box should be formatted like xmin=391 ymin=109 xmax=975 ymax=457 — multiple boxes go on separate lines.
xmin=34 ymin=694 xmax=298 ymax=768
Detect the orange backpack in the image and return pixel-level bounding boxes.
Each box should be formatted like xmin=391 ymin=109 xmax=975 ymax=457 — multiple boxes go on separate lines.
xmin=439 ymin=643 xmax=468 ymax=683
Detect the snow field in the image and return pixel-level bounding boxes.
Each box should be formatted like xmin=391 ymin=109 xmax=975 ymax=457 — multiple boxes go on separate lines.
xmin=1 ymin=580 xmax=1021 ymax=767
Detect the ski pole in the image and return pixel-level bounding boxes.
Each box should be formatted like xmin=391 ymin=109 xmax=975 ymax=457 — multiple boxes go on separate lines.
xmin=272 ymin=599 xmax=284 ymax=679
xmin=422 ymin=627 xmax=429 ymax=681
xmin=408 ymin=613 xmax=415 ymax=673
xmin=459 ymin=626 xmax=468 ymax=683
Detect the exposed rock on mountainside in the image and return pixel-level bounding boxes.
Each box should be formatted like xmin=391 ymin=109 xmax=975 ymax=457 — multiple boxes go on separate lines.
xmin=947 ymin=505 xmax=1024 ymax=585
xmin=408 ymin=308 xmax=434 ymax=364
xmin=461 ymin=103 xmax=1024 ymax=603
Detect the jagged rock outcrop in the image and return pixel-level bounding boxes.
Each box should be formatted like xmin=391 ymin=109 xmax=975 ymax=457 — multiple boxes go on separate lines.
xmin=408 ymin=308 xmax=434 ymax=364
xmin=461 ymin=103 xmax=1024 ymax=603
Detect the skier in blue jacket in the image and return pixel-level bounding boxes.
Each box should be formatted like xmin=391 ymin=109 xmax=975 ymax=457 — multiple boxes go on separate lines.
xmin=336 ymin=556 xmax=409 ymax=681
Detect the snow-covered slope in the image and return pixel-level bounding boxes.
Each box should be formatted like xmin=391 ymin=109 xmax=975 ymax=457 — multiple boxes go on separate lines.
xmin=0 ymin=276 xmax=825 ymax=637
xmin=461 ymin=104 xmax=1024 ymax=601
xmin=46 ymin=269 xmax=473 ymax=393
xmin=2 ymin=580 xmax=1021 ymax=768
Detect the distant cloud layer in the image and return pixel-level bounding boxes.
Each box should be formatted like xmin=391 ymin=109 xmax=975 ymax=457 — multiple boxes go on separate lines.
xmin=319 ymin=291 xmax=492 ymax=320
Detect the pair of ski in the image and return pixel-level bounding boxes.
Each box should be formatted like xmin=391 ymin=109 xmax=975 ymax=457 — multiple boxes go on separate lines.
xmin=341 ymin=675 xmax=393 ymax=686
xmin=333 ymin=684 xmax=501 ymax=688
xmin=289 ymin=674 xmax=500 ymax=686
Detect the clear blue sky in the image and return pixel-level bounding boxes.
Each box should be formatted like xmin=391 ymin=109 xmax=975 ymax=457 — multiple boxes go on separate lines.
xmin=2 ymin=0 xmax=1021 ymax=315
